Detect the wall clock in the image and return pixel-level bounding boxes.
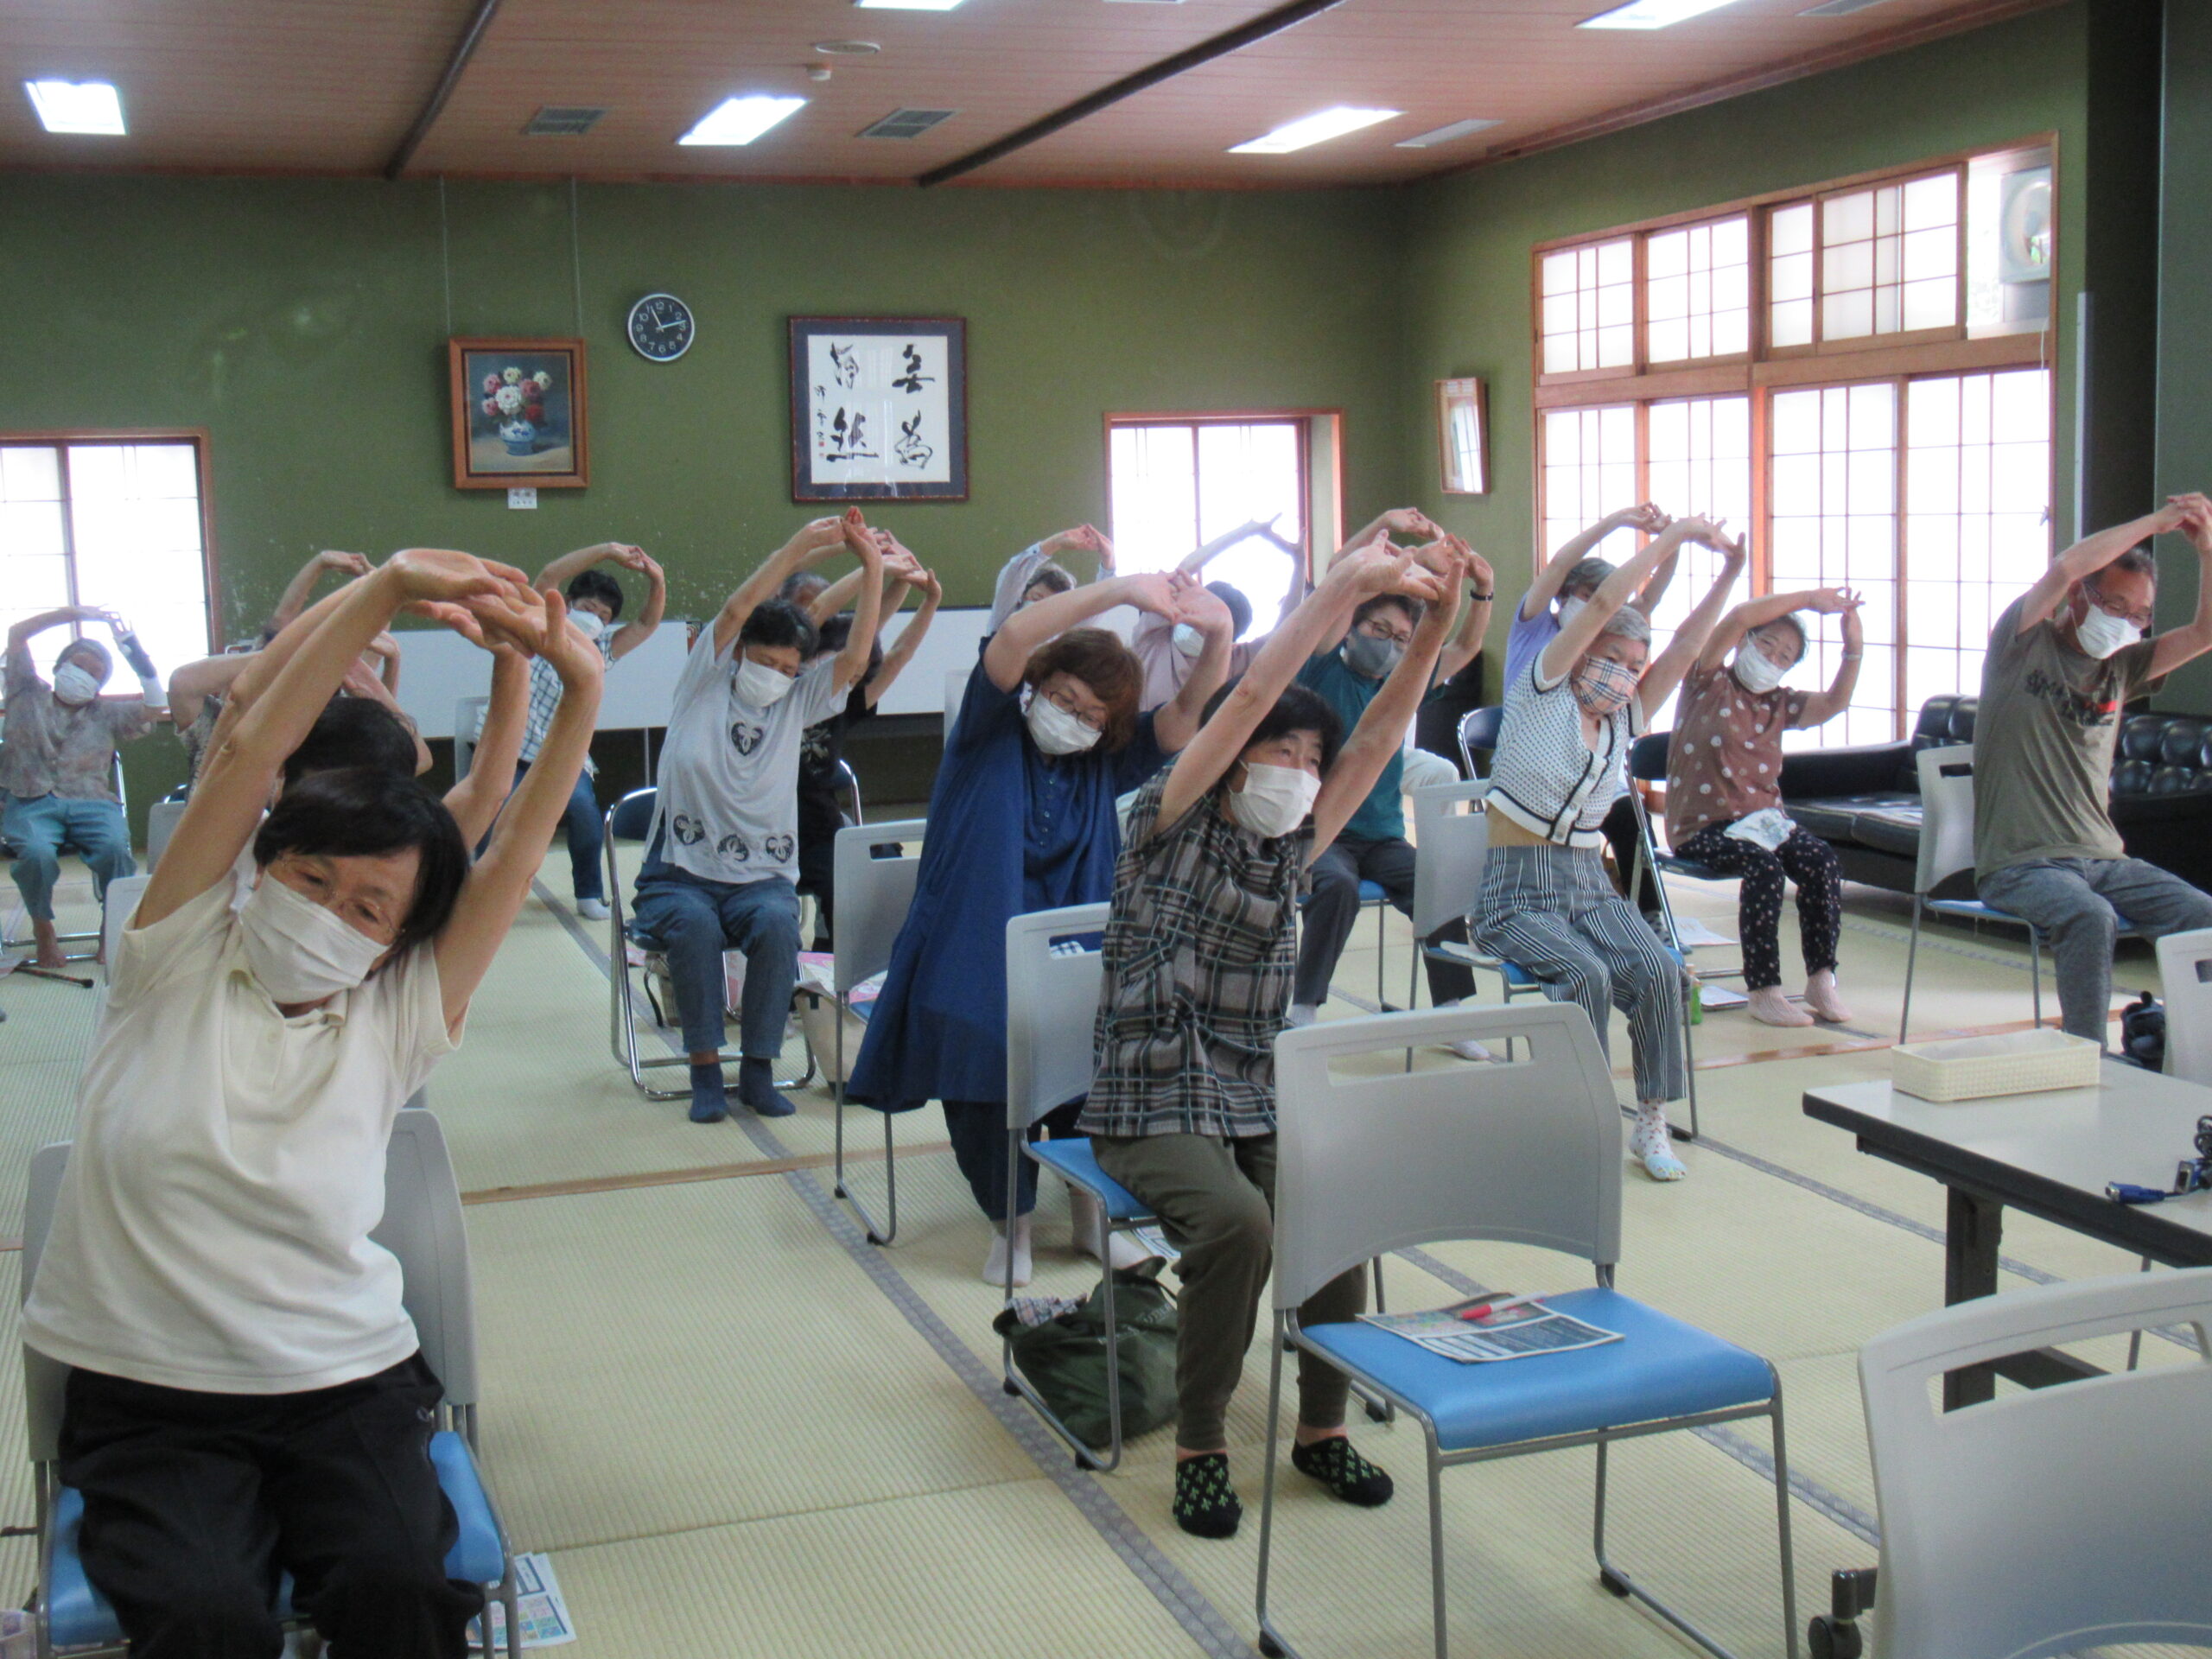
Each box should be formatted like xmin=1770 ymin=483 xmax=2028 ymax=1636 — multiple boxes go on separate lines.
xmin=627 ymin=293 xmax=695 ymax=362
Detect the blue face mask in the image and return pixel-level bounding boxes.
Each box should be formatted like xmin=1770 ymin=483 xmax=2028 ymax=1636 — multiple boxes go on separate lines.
xmin=1343 ymin=629 xmax=1402 ymax=679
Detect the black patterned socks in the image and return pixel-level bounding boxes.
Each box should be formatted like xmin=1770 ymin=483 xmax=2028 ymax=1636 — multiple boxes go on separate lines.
xmin=1290 ymin=1436 xmax=1395 ymax=1507
xmin=1172 ymin=1453 xmax=1243 ymax=1539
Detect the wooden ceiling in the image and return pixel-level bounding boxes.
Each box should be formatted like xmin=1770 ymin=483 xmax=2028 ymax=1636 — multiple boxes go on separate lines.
xmin=0 ymin=0 xmax=2057 ymax=188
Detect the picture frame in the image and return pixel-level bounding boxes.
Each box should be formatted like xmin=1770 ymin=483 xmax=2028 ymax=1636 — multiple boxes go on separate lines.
xmin=448 ymin=338 xmax=588 ymax=490
xmin=790 ymin=316 xmax=968 ymax=501
xmin=1437 ymin=377 xmax=1488 ymax=496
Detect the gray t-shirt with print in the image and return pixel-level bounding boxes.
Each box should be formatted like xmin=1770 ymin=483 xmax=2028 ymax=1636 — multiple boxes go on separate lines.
xmin=1973 ymin=594 xmax=2157 ymax=879
xmin=650 ymin=629 xmax=843 ymax=887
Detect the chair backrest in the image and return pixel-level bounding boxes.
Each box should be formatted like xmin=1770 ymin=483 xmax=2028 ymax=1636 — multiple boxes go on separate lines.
xmin=1629 ymin=730 xmax=1671 ymax=785
xmin=1456 ymin=705 xmax=1503 ymax=778
xmin=1004 ymin=902 xmax=1110 ymax=1133
xmin=832 ymin=818 xmax=925 ymax=994
xmin=1912 ymin=744 xmax=1978 ymax=899
xmin=452 ymin=696 xmax=490 ymax=779
xmin=944 ymin=668 xmax=969 ymax=740
xmin=1408 ymin=781 xmax=1490 ymax=939
xmin=834 ymin=757 xmax=864 ymax=827
xmin=2155 ymin=926 xmax=2212 ymax=1087
xmin=1859 ymin=1266 xmax=2212 ymax=1658
xmin=144 ymin=800 xmax=187 ymax=873
xmin=1269 ymin=1001 xmax=1623 ymax=1309
xmin=100 ymin=874 xmax=151 ymax=982
xmin=607 ymin=785 xmax=658 ymax=843
xmin=21 ymin=1111 xmax=478 ymax=1462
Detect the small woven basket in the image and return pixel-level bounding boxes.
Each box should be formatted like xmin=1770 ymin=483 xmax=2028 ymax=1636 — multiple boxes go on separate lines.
xmin=1892 ymin=1028 xmax=2102 ymax=1103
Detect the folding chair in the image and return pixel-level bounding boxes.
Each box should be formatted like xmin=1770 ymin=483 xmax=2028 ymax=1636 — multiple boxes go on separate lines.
xmin=1832 ymin=1266 xmax=2212 ymax=1659
xmin=1898 ymin=746 xmax=2139 ymax=1043
xmin=1623 ymin=732 xmax=1747 ymax=1000
xmin=829 ymin=817 xmax=926 ymax=1245
xmin=1448 ymin=716 xmax=1702 ymax=1139
xmin=143 ymin=795 xmax=186 ymax=874
xmin=2154 ymin=927 xmax=2212 ymax=1085
xmin=21 ymin=1111 xmax=522 ymax=1658
xmin=602 ymin=786 xmax=815 ymax=1100
xmin=1297 ymin=879 xmax=1393 ymax=1012
xmin=3 ymin=754 xmax=131 ymax=963
xmin=1000 ymin=904 xmax=1159 ymax=1470
xmin=1406 ymin=779 xmax=1489 ymax=1017
xmin=834 ymin=758 xmax=863 ymax=828
xmin=1254 ymin=1001 xmax=1796 ymax=1659
xmin=451 ymin=696 xmax=490 ymax=781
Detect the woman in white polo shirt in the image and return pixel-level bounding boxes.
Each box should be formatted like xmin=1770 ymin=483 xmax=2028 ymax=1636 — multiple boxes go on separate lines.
xmin=1474 ymin=516 xmax=1744 ymax=1183
xmin=22 ymin=548 xmax=601 ymax=1659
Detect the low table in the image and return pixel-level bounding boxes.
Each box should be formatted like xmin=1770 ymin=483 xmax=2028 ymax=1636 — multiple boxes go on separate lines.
xmin=1802 ymin=1061 xmax=2212 ymax=1408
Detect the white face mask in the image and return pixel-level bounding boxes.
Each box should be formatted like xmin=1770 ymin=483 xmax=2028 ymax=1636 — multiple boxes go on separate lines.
xmin=238 ymin=872 xmax=390 ymax=1004
xmin=1732 ymin=647 xmax=1789 ymax=695
xmin=52 ymin=664 xmax=100 ymax=707
xmin=734 ymin=655 xmax=794 ymax=709
xmin=2074 ymin=598 xmax=2141 ymax=661
xmin=1556 ymin=595 xmax=1588 ymax=632
xmin=1226 ymin=762 xmax=1319 ymax=838
xmin=570 ymin=609 xmax=607 ymax=642
xmin=1026 ymin=693 xmax=1101 ymax=756
xmin=1172 ymin=623 xmax=1205 ymax=660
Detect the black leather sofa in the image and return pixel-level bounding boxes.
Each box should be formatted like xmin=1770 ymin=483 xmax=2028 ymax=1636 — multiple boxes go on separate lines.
xmin=1775 ymin=694 xmax=2212 ymax=895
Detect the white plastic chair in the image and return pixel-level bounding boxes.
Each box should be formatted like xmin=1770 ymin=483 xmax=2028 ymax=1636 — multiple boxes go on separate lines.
xmin=21 ymin=1111 xmax=521 ymax=1658
xmin=2155 ymin=927 xmax=2212 ymax=1087
xmin=1854 ymin=1266 xmax=2212 ymax=1659
xmin=829 ymin=818 xmax=926 ymax=1246
xmin=1406 ymin=779 xmax=1489 ymax=1016
xmin=1900 ymin=745 xmax=2139 ymax=1042
xmin=96 ymin=876 xmax=149 ymax=989
xmin=451 ymin=696 xmax=489 ymax=781
xmin=1255 ymin=1001 xmax=1795 ymax=1659
xmin=143 ymin=799 xmax=186 ymax=874
xmin=943 ymin=668 xmax=969 ymax=742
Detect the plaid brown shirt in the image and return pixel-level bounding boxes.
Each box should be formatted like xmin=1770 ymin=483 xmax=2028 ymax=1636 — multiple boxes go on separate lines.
xmin=1077 ymin=771 xmax=1312 ymax=1141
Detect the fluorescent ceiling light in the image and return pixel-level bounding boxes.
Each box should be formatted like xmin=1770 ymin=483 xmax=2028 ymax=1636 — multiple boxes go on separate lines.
xmin=677 ymin=95 xmax=806 ymax=146
xmin=1395 ymin=117 xmax=1501 ymax=149
xmin=24 ymin=79 xmax=124 ymax=136
xmin=1230 ymin=106 xmax=1400 ymax=156
xmin=855 ymin=0 xmax=966 ymax=10
xmin=1580 ymin=0 xmax=1745 ymax=27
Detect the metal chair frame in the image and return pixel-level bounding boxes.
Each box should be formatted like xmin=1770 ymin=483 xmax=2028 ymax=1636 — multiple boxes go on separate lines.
xmin=602 ymin=786 xmax=815 ymax=1100
xmin=3 ymin=754 xmax=130 ymax=963
xmin=1253 ymin=1002 xmax=1795 ymax=1659
xmin=827 ymin=818 xmax=927 ymax=1245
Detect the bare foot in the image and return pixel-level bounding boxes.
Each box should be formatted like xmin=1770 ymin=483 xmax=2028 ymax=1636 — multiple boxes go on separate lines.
xmin=1745 ymin=985 xmax=1813 ymax=1027
xmin=1803 ymin=969 xmax=1853 ymax=1024
xmin=32 ymin=921 xmax=66 ymax=971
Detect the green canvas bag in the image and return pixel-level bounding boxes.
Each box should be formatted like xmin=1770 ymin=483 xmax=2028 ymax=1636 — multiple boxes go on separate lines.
xmin=993 ymin=1260 xmax=1179 ymax=1448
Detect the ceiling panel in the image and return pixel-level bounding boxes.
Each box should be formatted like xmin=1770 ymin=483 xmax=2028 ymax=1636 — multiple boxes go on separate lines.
xmin=0 ymin=0 xmax=2053 ymax=186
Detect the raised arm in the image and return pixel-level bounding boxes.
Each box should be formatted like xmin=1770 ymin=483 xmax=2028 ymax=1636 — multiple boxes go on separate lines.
xmin=167 ymin=652 xmax=257 ymax=733
xmin=435 ymin=589 xmax=603 ymax=1031
xmin=983 ymin=569 xmax=1187 ymax=693
xmin=2150 ymin=494 xmax=2212 ymax=677
xmin=268 ymin=550 xmax=370 ymax=633
xmin=606 ymin=547 xmax=664 ymax=661
xmin=1539 ymin=517 xmax=1709 ymax=684
xmin=714 ymin=514 xmax=857 ymax=655
xmin=987 ymin=525 xmax=1113 ymax=629
xmin=2020 ymin=504 xmax=2189 ymax=634
xmin=1521 ymin=504 xmax=1668 ymax=621
xmin=365 ymin=630 xmax=402 ymax=694
xmin=1798 ymin=593 xmax=1866 ymax=726
xmin=143 ymin=551 xmax=530 ymax=928
xmin=862 ymin=554 xmax=941 ymax=711
xmin=830 ymin=521 xmax=887 ymax=696
xmin=1341 ymin=508 xmax=1440 ymax=558
xmin=7 ymin=606 xmax=103 ymax=652
xmin=1698 ymin=586 xmax=1852 ymax=673
xmin=1153 ymin=586 xmax=1237 ymax=755
xmin=1634 ymin=543 xmax=1681 ymax=615
xmin=1638 ymin=530 xmax=1749 ymax=711
xmin=441 ymin=645 xmax=529 ymax=845
xmin=1153 ymin=542 xmax=1441 ymax=834
xmin=1175 ymin=517 xmax=1275 ymax=577
xmin=1432 ymin=542 xmax=1496 ymax=684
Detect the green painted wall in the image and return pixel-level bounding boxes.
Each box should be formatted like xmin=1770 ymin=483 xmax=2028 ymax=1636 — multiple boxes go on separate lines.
xmin=1394 ymin=1 xmax=2094 ymax=699
xmin=2156 ymin=0 xmax=2212 ymax=709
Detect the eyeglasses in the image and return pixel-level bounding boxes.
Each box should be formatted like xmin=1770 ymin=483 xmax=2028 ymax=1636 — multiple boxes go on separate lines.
xmin=2084 ymin=585 xmax=2154 ymax=631
xmin=1046 ymin=686 xmax=1104 ymax=731
xmin=1357 ymin=619 xmax=1414 ymax=648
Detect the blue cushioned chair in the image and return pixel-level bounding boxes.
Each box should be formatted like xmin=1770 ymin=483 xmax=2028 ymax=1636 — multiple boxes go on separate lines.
xmin=22 ymin=1111 xmax=523 ymax=1658
xmin=601 ymin=786 xmax=814 ymax=1100
xmin=1900 ymin=747 xmax=2139 ymax=1042
xmin=1253 ymin=1001 xmax=1796 ymax=1659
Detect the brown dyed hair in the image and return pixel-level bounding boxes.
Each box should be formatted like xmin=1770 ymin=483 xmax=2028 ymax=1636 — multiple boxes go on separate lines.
xmin=1022 ymin=626 xmax=1142 ymax=753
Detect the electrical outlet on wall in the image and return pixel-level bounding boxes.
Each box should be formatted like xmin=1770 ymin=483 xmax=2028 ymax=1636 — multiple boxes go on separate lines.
xmin=507 ymin=487 xmax=538 ymax=510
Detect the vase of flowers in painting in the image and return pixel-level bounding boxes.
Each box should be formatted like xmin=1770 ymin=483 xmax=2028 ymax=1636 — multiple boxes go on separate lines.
xmin=481 ymin=367 xmax=554 ymax=457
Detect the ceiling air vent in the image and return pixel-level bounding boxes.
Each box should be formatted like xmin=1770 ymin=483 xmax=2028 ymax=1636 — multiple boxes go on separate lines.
xmin=859 ymin=108 xmax=957 ymax=141
xmin=1797 ymin=0 xmax=1893 ymax=14
xmin=524 ymin=106 xmax=609 ymax=137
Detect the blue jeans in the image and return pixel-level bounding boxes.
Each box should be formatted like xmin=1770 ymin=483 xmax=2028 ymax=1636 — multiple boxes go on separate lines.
xmin=631 ymin=867 xmax=800 ymax=1058
xmin=512 ymin=762 xmax=602 ymax=902
xmin=3 ymin=793 xmax=133 ymax=921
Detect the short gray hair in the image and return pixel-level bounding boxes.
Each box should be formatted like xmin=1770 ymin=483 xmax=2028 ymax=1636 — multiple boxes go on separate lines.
xmin=1599 ymin=604 xmax=1651 ymax=645
xmin=2106 ymin=547 xmax=2158 ymax=582
xmin=1563 ymin=556 xmax=1616 ymax=597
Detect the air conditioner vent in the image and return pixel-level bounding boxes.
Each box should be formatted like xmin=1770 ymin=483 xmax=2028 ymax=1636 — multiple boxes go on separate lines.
xmin=524 ymin=106 xmax=608 ymax=137
xmin=859 ymin=108 xmax=957 ymax=141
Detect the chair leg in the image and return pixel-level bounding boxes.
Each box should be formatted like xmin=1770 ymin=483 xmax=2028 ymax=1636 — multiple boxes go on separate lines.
xmin=1096 ymin=1220 xmax=1124 ymax=1473
xmin=1770 ymin=1386 xmax=1802 ymax=1659
xmin=2029 ymin=925 xmax=2044 ymax=1029
xmin=1426 ymin=1430 xmax=1450 ymax=1659
xmin=1354 ymin=1257 xmax=1395 ymax=1424
xmin=1255 ymin=1314 xmax=1294 ymax=1659
xmin=2128 ymin=1255 xmax=2152 ymax=1370
xmin=1899 ymin=895 xmax=1923 ymax=1045
xmin=1678 ymin=974 xmax=1700 ymax=1143
xmin=1375 ymin=899 xmax=1389 ymax=1012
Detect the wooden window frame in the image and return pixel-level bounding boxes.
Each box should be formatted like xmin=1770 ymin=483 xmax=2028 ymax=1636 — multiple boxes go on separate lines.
xmin=1102 ymin=410 xmax=1332 ymax=589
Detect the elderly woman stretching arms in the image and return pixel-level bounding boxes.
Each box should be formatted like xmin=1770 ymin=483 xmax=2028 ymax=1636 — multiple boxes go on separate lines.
xmin=1474 ymin=517 xmax=1745 ymax=1181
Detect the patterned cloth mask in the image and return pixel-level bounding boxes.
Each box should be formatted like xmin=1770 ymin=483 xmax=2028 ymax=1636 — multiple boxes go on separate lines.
xmin=1570 ymin=655 xmax=1639 ymax=716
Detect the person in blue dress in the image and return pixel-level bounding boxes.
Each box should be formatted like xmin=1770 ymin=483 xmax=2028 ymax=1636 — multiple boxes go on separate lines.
xmin=848 ymin=565 xmax=1236 ymax=1287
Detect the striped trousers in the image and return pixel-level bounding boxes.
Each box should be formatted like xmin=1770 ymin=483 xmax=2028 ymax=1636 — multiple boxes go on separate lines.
xmin=1471 ymin=842 xmax=1688 ymax=1103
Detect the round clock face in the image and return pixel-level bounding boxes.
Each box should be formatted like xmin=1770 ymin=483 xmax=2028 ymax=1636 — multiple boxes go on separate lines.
xmin=627 ymin=292 xmax=695 ymax=362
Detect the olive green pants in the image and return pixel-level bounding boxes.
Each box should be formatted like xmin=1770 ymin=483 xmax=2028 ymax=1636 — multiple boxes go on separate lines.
xmin=1092 ymin=1130 xmax=1365 ymax=1450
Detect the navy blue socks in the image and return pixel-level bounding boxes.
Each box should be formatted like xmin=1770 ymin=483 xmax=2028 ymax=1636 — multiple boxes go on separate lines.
xmin=688 ymin=1063 xmax=728 ymax=1124
xmin=736 ymin=1056 xmax=796 ymax=1118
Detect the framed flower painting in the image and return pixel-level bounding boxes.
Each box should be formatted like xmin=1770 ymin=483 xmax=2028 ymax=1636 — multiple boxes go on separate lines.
xmin=789 ymin=316 xmax=967 ymax=501
xmin=448 ymin=338 xmax=589 ymax=489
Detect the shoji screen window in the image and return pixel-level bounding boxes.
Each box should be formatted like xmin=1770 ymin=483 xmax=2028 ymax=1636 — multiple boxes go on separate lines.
xmin=1902 ymin=368 xmax=2052 ymax=712
xmin=1107 ymin=419 xmax=1306 ymax=632
xmin=1540 ymin=238 xmax=1635 ymax=376
xmin=1642 ymin=397 xmax=1752 ymax=641
xmin=1644 ymin=217 xmax=1750 ymax=365
xmin=1819 ymin=171 xmax=1960 ymax=343
xmin=1768 ymin=385 xmax=1899 ymax=747
xmin=0 ymin=438 xmax=213 ymax=683
xmin=1540 ymin=405 xmax=1639 ymax=571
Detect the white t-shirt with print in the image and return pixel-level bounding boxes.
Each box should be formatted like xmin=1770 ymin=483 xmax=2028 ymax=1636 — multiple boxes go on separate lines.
xmin=652 ymin=629 xmax=844 ymax=887
xmin=23 ymin=874 xmax=461 ymax=1394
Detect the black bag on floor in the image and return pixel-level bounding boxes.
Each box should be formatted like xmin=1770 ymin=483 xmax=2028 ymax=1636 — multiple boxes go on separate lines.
xmin=993 ymin=1260 xmax=1179 ymax=1448
xmin=2120 ymin=990 xmax=2165 ymax=1072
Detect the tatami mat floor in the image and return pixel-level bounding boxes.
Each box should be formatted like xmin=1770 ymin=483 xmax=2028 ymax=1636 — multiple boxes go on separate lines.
xmin=0 ymin=839 xmax=2197 ymax=1657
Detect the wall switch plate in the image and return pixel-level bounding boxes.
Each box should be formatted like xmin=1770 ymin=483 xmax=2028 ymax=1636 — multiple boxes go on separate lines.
xmin=507 ymin=487 xmax=538 ymax=510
